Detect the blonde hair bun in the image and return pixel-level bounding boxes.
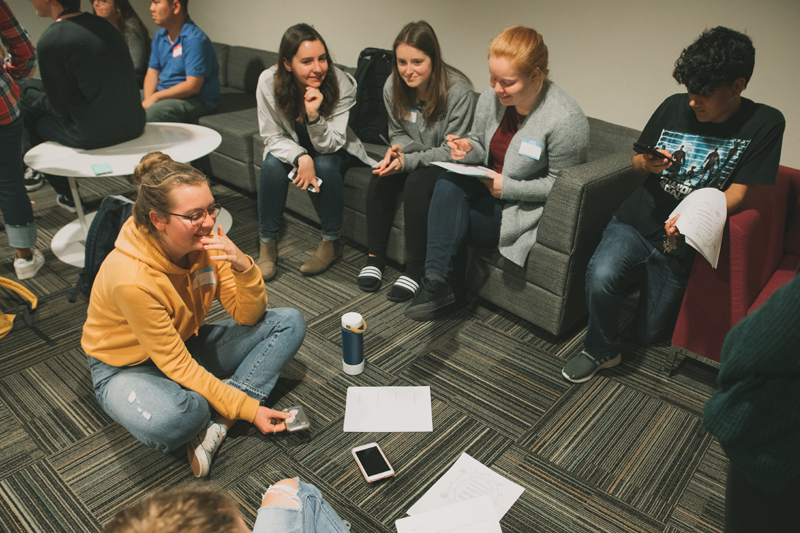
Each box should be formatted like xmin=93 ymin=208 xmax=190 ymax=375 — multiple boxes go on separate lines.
xmin=133 ymin=152 xmax=174 ymax=185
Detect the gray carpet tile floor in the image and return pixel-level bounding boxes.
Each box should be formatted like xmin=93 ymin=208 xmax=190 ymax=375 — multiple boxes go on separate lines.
xmin=0 ymin=176 xmax=725 ymax=532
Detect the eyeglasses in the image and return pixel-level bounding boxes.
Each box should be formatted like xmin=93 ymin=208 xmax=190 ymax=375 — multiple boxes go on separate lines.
xmin=168 ymin=203 xmax=222 ymax=226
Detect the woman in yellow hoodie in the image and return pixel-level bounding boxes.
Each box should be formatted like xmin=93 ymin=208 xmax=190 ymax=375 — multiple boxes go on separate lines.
xmin=82 ymin=152 xmax=306 ymax=478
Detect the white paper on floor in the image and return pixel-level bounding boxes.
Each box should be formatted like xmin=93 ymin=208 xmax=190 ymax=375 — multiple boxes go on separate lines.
xmin=407 ymin=453 xmax=524 ymax=520
xmin=396 ymin=494 xmax=501 ymax=533
xmin=343 ymin=386 xmax=432 ymax=432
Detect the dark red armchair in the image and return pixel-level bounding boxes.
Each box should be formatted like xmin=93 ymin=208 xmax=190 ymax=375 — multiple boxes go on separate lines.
xmin=666 ymin=165 xmax=800 ymax=373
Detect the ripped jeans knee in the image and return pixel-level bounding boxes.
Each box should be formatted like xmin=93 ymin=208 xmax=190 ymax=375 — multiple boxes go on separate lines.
xmin=262 ymin=478 xmax=301 ymax=510
xmin=254 ymin=479 xmax=351 ymax=533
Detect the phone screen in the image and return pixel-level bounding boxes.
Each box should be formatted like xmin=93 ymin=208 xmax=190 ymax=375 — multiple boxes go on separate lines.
xmin=355 ymin=446 xmax=391 ymax=476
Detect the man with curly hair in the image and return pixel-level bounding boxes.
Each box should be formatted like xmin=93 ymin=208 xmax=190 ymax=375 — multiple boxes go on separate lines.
xmin=562 ymin=27 xmax=785 ymax=383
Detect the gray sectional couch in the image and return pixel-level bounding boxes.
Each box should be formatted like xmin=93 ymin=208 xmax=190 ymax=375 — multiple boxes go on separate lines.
xmin=200 ymin=43 xmax=642 ymax=337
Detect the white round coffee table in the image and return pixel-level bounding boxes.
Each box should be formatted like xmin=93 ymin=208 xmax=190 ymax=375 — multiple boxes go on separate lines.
xmin=23 ymin=123 xmax=229 ymax=268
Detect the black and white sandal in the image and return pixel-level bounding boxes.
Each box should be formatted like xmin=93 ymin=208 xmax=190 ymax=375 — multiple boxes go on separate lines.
xmin=387 ymin=275 xmax=419 ymax=302
xmin=357 ymin=265 xmax=383 ymax=292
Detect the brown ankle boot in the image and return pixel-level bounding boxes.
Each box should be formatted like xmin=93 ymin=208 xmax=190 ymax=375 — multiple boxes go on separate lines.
xmin=256 ymin=240 xmax=278 ymax=281
xmin=300 ymin=239 xmax=342 ymax=276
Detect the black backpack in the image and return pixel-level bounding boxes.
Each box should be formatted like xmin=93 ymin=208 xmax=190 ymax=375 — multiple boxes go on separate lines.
xmin=348 ymin=48 xmax=393 ymax=145
xmin=69 ymin=195 xmax=134 ymax=303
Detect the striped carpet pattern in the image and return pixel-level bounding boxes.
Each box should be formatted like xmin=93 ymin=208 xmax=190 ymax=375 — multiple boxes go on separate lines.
xmin=0 ymin=177 xmax=727 ymax=532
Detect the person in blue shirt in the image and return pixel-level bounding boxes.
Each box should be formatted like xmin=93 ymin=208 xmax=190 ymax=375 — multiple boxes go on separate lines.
xmin=142 ymin=0 xmax=219 ymax=123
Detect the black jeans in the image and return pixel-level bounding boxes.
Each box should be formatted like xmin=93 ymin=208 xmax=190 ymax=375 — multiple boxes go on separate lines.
xmin=366 ymin=166 xmax=441 ymax=277
xmin=725 ymin=464 xmax=800 ymax=533
xmin=20 ymin=80 xmax=82 ymax=200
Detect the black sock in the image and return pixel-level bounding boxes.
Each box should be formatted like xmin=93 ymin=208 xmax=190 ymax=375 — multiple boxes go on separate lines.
xmin=366 ymin=255 xmax=385 ymax=271
xmin=403 ymin=263 xmax=423 ymax=282
xmin=427 ymin=273 xmax=446 ymax=284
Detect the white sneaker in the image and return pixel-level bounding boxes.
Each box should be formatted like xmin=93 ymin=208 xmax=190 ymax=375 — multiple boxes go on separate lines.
xmin=14 ymin=249 xmax=45 ymax=280
xmin=187 ymin=422 xmax=227 ymax=477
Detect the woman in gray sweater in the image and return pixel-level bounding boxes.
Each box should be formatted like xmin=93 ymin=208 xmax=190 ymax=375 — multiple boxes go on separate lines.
xmin=359 ymin=21 xmax=475 ymax=302
xmin=406 ymin=26 xmax=589 ymax=320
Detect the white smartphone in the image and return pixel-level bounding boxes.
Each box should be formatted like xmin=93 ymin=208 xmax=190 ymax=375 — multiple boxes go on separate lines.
xmin=352 ymin=443 xmax=394 ymax=483
xmin=287 ymin=169 xmax=322 ymax=193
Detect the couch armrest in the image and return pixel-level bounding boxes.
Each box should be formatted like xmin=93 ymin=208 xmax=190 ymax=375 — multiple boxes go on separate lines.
xmin=536 ymin=151 xmax=643 ymax=258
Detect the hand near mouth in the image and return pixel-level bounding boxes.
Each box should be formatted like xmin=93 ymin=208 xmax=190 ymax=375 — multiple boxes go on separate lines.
xmin=202 ymin=225 xmax=251 ymax=272
xmin=304 ymin=86 xmax=323 ymax=122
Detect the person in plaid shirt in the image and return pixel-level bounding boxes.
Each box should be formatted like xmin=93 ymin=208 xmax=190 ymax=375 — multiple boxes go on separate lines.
xmin=1 ymin=0 xmax=44 ymax=279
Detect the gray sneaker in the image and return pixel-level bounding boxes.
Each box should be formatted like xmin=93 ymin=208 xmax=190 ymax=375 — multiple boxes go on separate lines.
xmin=561 ymin=350 xmax=621 ymax=383
xmin=187 ymin=422 xmax=227 ymax=477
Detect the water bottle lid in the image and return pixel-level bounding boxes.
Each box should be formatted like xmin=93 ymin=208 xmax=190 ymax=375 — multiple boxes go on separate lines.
xmin=342 ymin=312 xmax=363 ymax=329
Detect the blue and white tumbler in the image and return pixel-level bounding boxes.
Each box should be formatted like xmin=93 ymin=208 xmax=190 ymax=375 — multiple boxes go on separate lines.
xmin=341 ymin=312 xmax=366 ymax=375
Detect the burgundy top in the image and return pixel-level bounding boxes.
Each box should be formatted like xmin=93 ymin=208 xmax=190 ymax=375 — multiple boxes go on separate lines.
xmin=488 ymin=106 xmax=526 ymax=174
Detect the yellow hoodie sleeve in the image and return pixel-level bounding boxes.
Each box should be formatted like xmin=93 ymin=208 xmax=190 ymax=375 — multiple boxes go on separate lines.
xmin=214 ymin=254 xmax=268 ymax=325
xmin=113 ymin=282 xmax=260 ymax=423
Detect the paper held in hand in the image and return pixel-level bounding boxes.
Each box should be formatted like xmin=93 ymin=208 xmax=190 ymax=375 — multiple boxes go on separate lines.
xmin=432 ymin=162 xmax=494 ymax=178
xmin=668 ymin=188 xmax=727 ymax=269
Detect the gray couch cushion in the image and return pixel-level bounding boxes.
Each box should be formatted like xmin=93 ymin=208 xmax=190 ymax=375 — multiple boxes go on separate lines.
xmin=587 ymin=117 xmax=640 ymax=161
xmin=212 ymin=42 xmax=229 ymax=87
xmin=252 ymin=135 xmax=265 ymax=167
xmin=228 ymin=47 xmax=279 ymax=93
xmin=214 ymin=86 xmax=258 ymax=115
xmin=208 ymin=152 xmax=255 ymax=192
xmin=199 ymin=107 xmax=259 ymax=163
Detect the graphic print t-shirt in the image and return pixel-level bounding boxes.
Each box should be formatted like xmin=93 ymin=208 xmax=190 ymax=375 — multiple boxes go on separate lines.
xmin=615 ymin=93 xmax=784 ymax=274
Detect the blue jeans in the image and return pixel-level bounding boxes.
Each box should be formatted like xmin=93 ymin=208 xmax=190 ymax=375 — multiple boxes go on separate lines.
xmin=88 ymin=308 xmax=305 ymax=452
xmin=0 ymin=116 xmax=37 ymax=248
xmin=258 ymin=149 xmax=351 ymax=242
xmin=584 ymin=217 xmax=688 ymax=358
xmin=253 ymin=481 xmax=350 ymax=533
xmin=144 ymin=95 xmax=212 ymax=124
xmin=425 ymin=171 xmax=502 ymax=283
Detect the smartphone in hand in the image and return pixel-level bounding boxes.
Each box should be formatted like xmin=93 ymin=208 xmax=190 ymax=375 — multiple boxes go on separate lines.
xmin=633 ymin=142 xmax=674 ymax=164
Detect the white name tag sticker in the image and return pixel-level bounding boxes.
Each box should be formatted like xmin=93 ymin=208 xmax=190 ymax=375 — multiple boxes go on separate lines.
xmin=519 ymin=138 xmax=542 ymax=160
xmin=197 ymin=267 xmax=216 ymax=287
xmin=409 ymin=110 xmax=417 ymax=124
xmin=173 ymin=44 xmax=183 ymax=58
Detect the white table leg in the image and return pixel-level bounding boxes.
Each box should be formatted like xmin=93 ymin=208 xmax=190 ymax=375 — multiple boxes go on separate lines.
xmin=68 ymin=176 xmax=89 ymax=238
xmin=52 ymin=212 xmax=96 ymax=268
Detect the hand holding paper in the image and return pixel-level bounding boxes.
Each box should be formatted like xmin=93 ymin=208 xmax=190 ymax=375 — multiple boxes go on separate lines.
xmin=668 ymin=188 xmax=727 ymax=268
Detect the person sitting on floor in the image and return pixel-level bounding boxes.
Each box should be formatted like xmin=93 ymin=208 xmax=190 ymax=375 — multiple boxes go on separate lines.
xmin=81 ymin=152 xmax=305 ymax=478
xmin=20 ymin=0 xmax=145 ymax=212
xmin=92 ymin=0 xmax=150 ymax=85
xmin=142 ymin=0 xmax=219 ymax=123
xmin=405 ymin=25 xmax=589 ymax=321
xmin=102 ymin=478 xmax=351 ymax=533
xmin=359 ymin=20 xmax=475 ymax=302
xmin=561 ymin=27 xmax=785 ymax=384
xmin=254 ymin=23 xmax=373 ymax=280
